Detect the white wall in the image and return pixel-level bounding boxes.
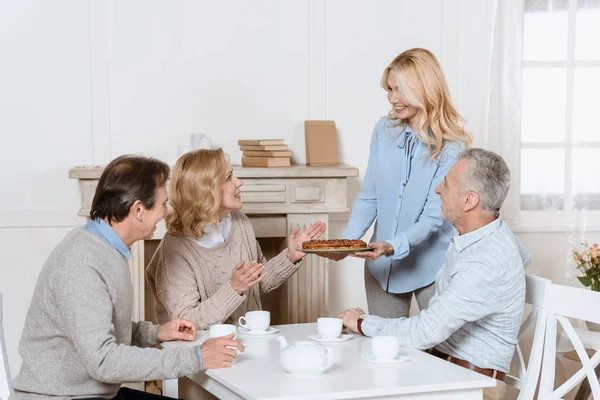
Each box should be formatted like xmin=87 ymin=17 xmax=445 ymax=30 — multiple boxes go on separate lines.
xmin=1 ymin=0 xmax=593 ymax=381
xmin=0 ymin=0 xmax=94 ymax=375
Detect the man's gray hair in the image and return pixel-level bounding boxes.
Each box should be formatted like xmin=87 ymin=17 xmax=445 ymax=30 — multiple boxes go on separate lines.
xmin=460 ymin=148 xmax=511 ymax=216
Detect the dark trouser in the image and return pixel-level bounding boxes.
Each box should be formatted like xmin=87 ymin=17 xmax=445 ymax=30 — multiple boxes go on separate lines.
xmin=75 ymin=387 xmax=171 ymax=400
xmin=364 ymin=262 xmax=435 ymax=318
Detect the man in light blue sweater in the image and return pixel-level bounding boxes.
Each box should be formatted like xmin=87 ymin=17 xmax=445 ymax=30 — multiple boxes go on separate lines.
xmin=340 ymin=148 xmax=529 ymax=400
xmin=11 ymin=155 xmax=243 ymax=400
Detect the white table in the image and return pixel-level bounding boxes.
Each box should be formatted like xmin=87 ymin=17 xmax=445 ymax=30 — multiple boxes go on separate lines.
xmin=162 ymin=323 xmax=496 ymax=400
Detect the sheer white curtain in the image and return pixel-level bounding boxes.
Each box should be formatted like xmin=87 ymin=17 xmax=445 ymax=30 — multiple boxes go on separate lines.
xmin=486 ymin=0 xmax=525 ymax=226
xmin=487 ymin=0 xmax=600 ymax=232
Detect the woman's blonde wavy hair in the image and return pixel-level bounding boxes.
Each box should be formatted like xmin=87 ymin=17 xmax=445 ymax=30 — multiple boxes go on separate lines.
xmin=166 ymin=148 xmax=229 ymax=239
xmin=381 ymin=48 xmax=472 ymax=160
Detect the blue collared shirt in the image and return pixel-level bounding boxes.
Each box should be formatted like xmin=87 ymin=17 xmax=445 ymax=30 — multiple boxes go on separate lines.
xmin=342 ymin=117 xmax=462 ymax=293
xmin=84 ymin=218 xmax=131 ymax=260
xmin=360 ymin=218 xmax=530 ymax=372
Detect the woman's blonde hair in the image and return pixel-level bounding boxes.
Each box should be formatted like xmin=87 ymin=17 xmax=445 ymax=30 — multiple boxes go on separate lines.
xmin=381 ymin=48 xmax=472 ymax=159
xmin=166 ymin=148 xmax=229 ymax=239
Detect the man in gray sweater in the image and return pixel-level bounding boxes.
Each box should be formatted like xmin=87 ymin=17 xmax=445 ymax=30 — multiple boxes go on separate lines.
xmin=11 ymin=155 xmax=243 ymax=400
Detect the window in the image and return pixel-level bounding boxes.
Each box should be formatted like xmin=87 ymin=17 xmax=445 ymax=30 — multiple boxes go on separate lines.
xmin=520 ymin=0 xmax=600 ymax=226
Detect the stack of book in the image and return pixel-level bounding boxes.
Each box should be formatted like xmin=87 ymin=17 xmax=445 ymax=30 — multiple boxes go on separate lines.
xmin=238 ymin=139 xmax=292 ymax=167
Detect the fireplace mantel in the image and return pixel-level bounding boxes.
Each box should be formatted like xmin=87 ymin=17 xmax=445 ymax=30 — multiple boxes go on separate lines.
xmin=69 ymin=163 xmax=359 ymax=324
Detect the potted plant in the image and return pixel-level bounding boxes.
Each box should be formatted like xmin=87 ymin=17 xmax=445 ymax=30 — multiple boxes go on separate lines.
xmin=573 ymin=242 xmax=600 ymax=331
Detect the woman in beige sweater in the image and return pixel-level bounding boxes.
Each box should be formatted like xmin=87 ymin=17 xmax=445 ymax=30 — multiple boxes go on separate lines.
xmin=146 ymin=148 xmax=326 ymax=330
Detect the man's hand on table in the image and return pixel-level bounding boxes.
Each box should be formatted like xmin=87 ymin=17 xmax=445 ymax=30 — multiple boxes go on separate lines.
xmin=200 ymin=333 xmax=245 ymax=369
xmin=159 ymin=317 xmax=197 ymax=342
xmin=338 ymin=307 xmax=366 ymax=334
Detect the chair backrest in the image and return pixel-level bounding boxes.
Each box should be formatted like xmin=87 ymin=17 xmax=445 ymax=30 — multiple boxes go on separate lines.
xmin=539 ymin=283 xmax=600 ymax=399
xmin=0 ymin=293 xmax=12 ymax=400
xmin=504 ymin=274 xmax=551 ymax=400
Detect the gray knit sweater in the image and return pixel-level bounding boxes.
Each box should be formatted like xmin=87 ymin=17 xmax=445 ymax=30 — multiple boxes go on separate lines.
xmin=10 ymin=229 xmax=200 ymax=400
xmin=146 ymin=211 xmax=300 ymax=329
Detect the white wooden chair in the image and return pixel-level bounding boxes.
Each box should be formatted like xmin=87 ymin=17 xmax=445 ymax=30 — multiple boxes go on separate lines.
xmin=539 ymin=283 xmax=600 ymax=399
xmin=504 ymin=274 xmax=551 ymax=400
xmin=0 ymin=294 xmax=12 ymax=400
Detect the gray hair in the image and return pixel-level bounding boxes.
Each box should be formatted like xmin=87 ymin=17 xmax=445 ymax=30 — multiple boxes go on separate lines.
xmin=459 ymin=148 xmax=511 ymax=216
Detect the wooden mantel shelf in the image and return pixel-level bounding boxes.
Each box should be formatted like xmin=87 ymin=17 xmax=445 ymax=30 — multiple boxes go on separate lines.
xmin=70 ymin=163 xmax=358 ymax=217
xmin=69 ymin=162 xmax=359 ymax=325
xmin=69 ymin=163 xmax=359 ymax=179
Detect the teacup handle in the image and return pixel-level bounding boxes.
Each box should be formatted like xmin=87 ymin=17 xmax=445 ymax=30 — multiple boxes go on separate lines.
xmin=319 ymin=347 xmax=334 ymax=373
xmin=238 ymin=316 xmax=247 ymax=328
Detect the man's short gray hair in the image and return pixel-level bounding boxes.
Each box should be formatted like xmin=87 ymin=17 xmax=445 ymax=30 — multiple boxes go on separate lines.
xmin=460 ymin=148 xmax=511 ymax=216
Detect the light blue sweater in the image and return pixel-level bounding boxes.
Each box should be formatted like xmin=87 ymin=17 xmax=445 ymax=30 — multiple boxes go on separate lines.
xmin=342 ymin=117 xmax=463 ymax=293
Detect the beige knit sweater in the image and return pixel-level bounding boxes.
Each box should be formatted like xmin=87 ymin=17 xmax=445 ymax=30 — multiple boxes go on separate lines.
xmin=146 ymin=211 xmax=300 ymax=329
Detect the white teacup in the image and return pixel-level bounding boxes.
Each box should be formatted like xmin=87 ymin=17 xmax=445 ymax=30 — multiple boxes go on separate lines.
xmin=239 ymin=310 xmax=270 ymax=332
xmin=317 ymin=317 xmax=343 ymax=339
xmin=372 ymin=336 xmax=400 ymax=361
xmin=209 ymin=323 xmax=237 ymax=339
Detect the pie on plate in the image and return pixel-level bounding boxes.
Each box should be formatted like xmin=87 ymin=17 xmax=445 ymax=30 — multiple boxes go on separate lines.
xmin=301 ymin=239 xmax=372 ymax=254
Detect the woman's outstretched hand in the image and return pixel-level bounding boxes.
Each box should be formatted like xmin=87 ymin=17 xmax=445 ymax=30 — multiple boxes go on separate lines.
xmin=286 ymin=221 xmax=327 ymax=263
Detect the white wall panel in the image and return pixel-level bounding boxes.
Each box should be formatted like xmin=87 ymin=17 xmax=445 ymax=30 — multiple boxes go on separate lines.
xmin=454 ymin=0 xmax=495 ymax=147
xmin=0 ymin=0 xmax=93 ymax=215
xmin=106 ymin=0 xmax=311 ymax=165
xmin=327 ymin=0 xmax=443 ymax=178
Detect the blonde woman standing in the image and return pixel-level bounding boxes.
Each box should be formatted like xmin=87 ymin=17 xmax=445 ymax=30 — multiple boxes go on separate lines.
xmin=330 ymin=48 xmax=472 ymax=318
xmin=146 ymin=149 xmax=325 ymax=330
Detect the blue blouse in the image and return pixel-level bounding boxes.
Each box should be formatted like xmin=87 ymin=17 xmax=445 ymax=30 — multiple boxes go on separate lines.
xmin=342 ymin=117 xmax=463 ymax=293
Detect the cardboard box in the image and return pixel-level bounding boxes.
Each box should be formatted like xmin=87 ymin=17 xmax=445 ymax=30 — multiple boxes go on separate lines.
xmin=304 ymin=120 xmax=338 ymax=165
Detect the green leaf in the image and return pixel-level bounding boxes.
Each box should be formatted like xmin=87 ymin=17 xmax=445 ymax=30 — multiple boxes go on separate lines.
xmin=586 ymin=269 xmax=594 ymax=278
xmin=578 ymin=276 xmax=592 ymax=286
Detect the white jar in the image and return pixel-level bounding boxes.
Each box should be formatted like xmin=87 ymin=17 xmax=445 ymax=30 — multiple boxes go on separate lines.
xmin=191 ymin=133 xmax=211 ymax=150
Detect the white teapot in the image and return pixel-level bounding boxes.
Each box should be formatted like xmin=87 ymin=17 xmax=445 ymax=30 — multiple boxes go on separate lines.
xmin=276 ymin=336 xmax=333 ymax=374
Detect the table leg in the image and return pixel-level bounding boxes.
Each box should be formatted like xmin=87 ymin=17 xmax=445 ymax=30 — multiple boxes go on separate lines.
xmin=163 ymin=378 xmax=178 ymax=399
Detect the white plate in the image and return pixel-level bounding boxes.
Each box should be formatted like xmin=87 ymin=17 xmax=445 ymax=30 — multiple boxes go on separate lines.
xmin=238 ymin=326 xmax=279 ymax=336
xmin=308 ymin=334 xmax=353 ymax=343
xmin=361 ymin=353 xmax=411 ymax=365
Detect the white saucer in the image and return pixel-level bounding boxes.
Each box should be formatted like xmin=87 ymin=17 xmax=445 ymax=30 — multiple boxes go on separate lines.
xmin=308 ymin=334 xmax=353 ymax=343
xmin=361 ymin=353 xmax=410 ymax=365
xmin=238 ymin=326 xmax=279 ymax=336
